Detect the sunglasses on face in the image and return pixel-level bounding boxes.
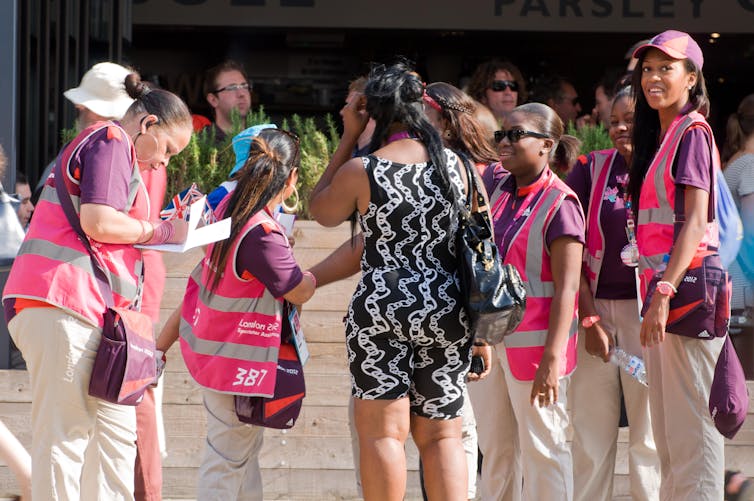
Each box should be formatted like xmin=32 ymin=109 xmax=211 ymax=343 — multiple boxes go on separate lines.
xmin=490 ymin=80 xmax=519 ymax=92
xmin=494 ymin=128 xmax=550 ymax=143
xmin=212 ymin=82 xmax=252 ymax=94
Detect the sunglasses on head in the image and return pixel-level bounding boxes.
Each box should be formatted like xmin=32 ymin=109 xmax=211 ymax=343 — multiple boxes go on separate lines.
xmin=494 ymin=128 xmax=550 ymax=143
xmin=490 ymin=80 xmax=518 ymax=92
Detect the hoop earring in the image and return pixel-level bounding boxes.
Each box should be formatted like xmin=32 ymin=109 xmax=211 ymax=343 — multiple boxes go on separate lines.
xmin=134 ymin=132 xmax=159 ymax=163
xmin=281 ymin=185 xmax=299 ymax=213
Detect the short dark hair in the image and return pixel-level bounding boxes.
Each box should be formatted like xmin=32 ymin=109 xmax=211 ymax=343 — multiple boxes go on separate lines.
xmin=528 ymin=74 xmax=573 ymax=104
xmin=15 ymin=172 xmax=28 ymax=186
xmin=203 ymin=60 xmax=249 ymax=98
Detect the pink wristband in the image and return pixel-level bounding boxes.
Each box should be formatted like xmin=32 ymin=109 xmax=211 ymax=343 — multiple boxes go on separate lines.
xmin=145 ymin=221 xmax=175 ymax=245
xmin=303 ymin=270 xmax=317 ymax=289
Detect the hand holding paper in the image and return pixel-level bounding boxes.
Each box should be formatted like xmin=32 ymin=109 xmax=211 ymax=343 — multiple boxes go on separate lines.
xmin=137 ymin=196 xmax=231 ymax=252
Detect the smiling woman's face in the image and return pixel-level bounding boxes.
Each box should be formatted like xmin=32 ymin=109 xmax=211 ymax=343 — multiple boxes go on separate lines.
xmin=498 ymin=111 xmax=550 ymax=179
xmin=609 ymin=96 xmax=634 ymax=159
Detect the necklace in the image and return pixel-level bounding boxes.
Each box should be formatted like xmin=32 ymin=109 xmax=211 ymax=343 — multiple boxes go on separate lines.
xmin=386 ymin=130 xmax=413 ymax=144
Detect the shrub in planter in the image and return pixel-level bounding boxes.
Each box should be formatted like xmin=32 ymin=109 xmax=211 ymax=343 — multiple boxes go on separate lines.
xmin=167 ymin=108 xmax=338 ymax=219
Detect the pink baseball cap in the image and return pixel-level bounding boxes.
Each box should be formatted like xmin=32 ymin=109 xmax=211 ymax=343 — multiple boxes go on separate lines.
xmin=632 ymin=30 xmax=704 ymax=70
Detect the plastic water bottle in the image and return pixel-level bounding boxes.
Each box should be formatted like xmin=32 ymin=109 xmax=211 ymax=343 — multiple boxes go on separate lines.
xmin=610 ymin=347 xmax=648 ymax=387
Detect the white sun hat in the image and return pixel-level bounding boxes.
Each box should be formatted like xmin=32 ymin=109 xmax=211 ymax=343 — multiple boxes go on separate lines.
xmin=63 ymin=62 xmax=135 ymax=119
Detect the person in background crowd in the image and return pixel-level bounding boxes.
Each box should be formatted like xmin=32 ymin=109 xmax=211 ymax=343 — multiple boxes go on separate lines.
xmin=13 ymin=173 xmax=33 ymax=230
xmin=466 ymin=59 xmax=528 ymax=126
xmin=592 ymin=68 xmax=624 ymax=128
xmin=529 ymin=74 xmax=583 ymax=127
xmin=628 ymin=30 xmax=726 ymax=500
xmin=343 ymin=76 xmax=376 ymax=157
xmin=310 ymin=60 xmax=491 ymax=501
xmin=0 ymin=144 xmax=32 ymax=501
xmin=202 ymin=60 xmax=252 ymax=143
xmin=422 ymin=81 xmax=499 ymax=500
xmin=2 ymin=73 xmax=192 ymax=500
xmin=566 ymin=87 xmax=661 ymax=501
xmin=34 ymin=61 xmax=136 ymax=203
xmin=472 ymin=98 xmax=499 ymax=147
xmin=424 ymin=82 xmax=499 ymax=174
xmin=722 ymin=94 xmax=754 ymax=320
xmin=469 ymin=102 xmax=584 ymax=501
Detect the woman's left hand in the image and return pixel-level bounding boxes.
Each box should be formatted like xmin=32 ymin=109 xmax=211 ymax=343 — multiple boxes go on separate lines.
xmin=640 ymin=293 xmax=670 ymax=348
xmin=530 ymin=351 xmax=561 ymax=407
xmin=467 ymin=343 xmax=492 ymax=382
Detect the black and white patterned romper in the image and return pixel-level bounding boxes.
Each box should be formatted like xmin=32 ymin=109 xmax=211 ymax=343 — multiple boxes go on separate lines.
xmin=345 ymin=149 xmax=473 ymax=419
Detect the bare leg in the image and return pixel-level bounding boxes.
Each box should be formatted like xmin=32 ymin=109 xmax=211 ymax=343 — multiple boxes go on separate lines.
xmin=411 ymin=414 xmax=467 ymax=501
xmin=354 ymin=396 xmax=410 ymax=501
xmin=0 ymin=419 xmax=32 ymax=500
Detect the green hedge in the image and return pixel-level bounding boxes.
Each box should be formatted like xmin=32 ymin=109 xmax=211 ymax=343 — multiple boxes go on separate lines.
xmin=167 ymin=107 xmax=338 ymax=219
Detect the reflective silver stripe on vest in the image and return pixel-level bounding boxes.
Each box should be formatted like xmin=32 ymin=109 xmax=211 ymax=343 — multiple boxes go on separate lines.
xmin=585 ymin=151 xmax=614 ymax=291
xmin=504 ymin=184 xmax=570 ymax=348
xmin=190 ymin=265 xmax=280 ymax=316
xmin=38 ymin=184 xmax=80 ymax=208
xmin=504 ymin=318 xmax=578 ymax=348
xmin=180 ymin=317 xmax=279 ymax=362
xmin=18 ymin=238 xmax=139 ymax=300
xmin=522 ymin=188 xmax=565 ymax=298
xmin=637 ymin=206 xmax=675 ymax=226
xmin=637 ymin=115 xmax=698 ymax=274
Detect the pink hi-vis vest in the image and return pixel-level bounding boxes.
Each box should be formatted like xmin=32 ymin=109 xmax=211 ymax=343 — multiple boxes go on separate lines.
xmin=3 ymin=122 xmax=147 ymax=327
xmin=489 ymin=168 xmax=580 ymax=381
xmin=180 ymin=209 xmax=286 ymax=397
xmin=584 ymin=149 xmax=619 ymax=293
xmin=636 ymin=112 xmax=720 ymax=300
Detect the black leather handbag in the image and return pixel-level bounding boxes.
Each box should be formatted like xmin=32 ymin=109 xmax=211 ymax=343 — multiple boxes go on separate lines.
xmin=454 ymin=154 xmax=526 ymax=344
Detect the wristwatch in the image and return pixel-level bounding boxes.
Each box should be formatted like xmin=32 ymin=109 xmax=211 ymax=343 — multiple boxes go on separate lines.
xmin=581 ymin=315 xmax=601 ymax=328
xmin=655 ymin=281 xmax=677 ymax=298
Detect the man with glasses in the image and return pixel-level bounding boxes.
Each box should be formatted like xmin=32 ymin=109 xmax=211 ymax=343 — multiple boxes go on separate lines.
xmin=203 ymin=60 xmax=252 ymax=143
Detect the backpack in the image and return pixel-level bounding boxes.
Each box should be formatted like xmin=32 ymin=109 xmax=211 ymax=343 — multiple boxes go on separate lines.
xmin=716 ymin=171 xmax=743 ymax=269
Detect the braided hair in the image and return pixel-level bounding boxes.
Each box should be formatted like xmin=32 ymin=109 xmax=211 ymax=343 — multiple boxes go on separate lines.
xmin=425 ymin=82 xmax=498 ymax=165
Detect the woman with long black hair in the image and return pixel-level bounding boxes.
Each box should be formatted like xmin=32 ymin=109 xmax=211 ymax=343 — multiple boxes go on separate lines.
xmin=310 ymin=61 xmax=489 ymax=501
xmin=629 ymin=30 xmax=727 ymax=500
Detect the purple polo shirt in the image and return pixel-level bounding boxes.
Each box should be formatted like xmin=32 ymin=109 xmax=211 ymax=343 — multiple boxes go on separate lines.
xmin=77 ymin=126 xmax=133 ymax=210
xmin=236 ymin=223 xmax=303 ymax=299
xmin=673 ymin=125 xmax=712 ymax=218
xmin=485 ymin=165 xmax=585 ymax=258
xmin=566 ymin=152 xmax=636 ymax=299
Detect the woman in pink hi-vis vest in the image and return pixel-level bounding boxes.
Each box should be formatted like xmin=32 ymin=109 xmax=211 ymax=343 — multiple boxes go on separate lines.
xmin=471 ymin=103 xmax=584 ymax=501
xmin=627 ymin=31 xmax=726 ymax=500
xmin=2 ymin=75 xmax=192 ymax=501
xmin=157 ymin=129 xmax=350 ymax=501
xmin=566 ymin=87 xmax=660 ymax=501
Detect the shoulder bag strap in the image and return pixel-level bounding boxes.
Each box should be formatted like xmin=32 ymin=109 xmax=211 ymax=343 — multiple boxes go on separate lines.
xmin=54 ymin=145 xmax=118 ymax=309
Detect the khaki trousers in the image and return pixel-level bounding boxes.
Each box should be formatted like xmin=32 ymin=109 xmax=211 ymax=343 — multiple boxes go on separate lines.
xmin=197 ymin=390 xmax=264 ymax=501
xmin=570 ymin=298 xmax=660 ymax=501
xmin=9 ymin=307 xmax=137 ymax=501
xmin=468 ymin=344 xmax=573 ymax=501
xmin=644 ymin=333 xmax=725 ymax=501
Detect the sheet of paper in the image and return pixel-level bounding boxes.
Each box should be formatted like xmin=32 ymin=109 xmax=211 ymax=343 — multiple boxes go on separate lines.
xmin=275 ymin=212 xmax=296 ymax=236
xmin=136 ymin=196 xmax=231 ymax=253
